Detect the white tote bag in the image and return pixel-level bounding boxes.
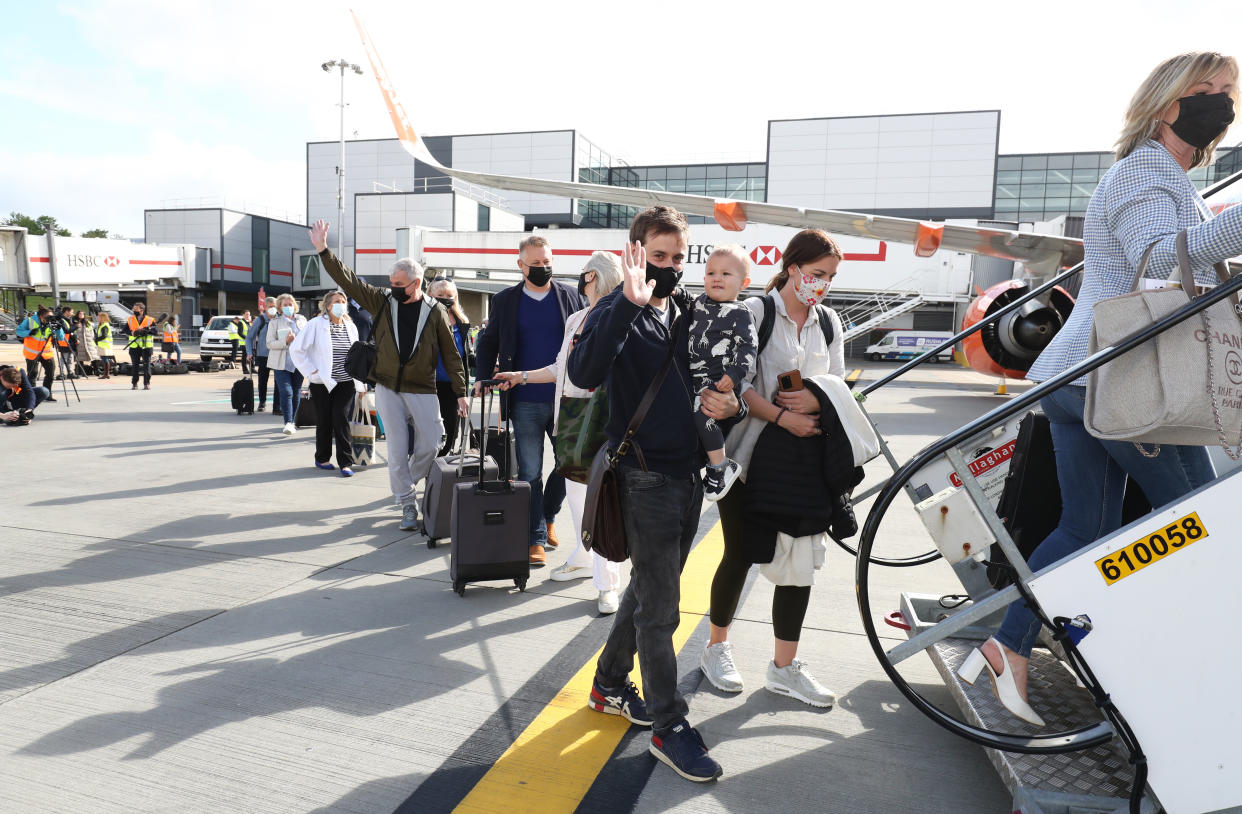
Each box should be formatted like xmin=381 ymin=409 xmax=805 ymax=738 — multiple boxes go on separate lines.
xmin=1084 ymin=229 xmax=1242 ymax=455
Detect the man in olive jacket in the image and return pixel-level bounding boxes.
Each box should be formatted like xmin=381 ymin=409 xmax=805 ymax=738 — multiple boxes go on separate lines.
xmin=310 ymin=220 xmax=468 ymax=532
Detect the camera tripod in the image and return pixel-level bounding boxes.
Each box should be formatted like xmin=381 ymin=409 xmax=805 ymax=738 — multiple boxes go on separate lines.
xmin=31 ymin=332 xmax=79 ymax=405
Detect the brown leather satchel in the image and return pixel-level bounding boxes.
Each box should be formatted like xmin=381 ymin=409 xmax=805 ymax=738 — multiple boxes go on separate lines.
xmin=581 ymin=350 xmax=677 ymax=563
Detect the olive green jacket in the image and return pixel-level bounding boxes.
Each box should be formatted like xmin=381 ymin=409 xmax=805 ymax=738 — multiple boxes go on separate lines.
xmin=319 ymin=249 xmax=466 ymax=396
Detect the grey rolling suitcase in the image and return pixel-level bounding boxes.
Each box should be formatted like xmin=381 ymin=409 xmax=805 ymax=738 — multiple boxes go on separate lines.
xmin=422 ymin=413 xmax=499 ymax=549
xmin=449 ymin=382 xmax=530 ymax=596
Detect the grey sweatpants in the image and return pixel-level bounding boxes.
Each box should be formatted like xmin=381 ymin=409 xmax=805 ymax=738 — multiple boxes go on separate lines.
xmin=375 ymin=384 xmax=443 ymax=506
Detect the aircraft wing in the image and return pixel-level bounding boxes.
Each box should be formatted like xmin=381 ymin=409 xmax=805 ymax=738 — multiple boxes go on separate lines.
xmin=351 ymin=12 xmax=1083 ymax=276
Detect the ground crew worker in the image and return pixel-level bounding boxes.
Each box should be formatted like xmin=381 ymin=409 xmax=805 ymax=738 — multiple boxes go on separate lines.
xmin=161 ymin=316 xmax=182 ymax=365
xmin=55 ymin=306 xmax=77 ymax=379
xmin=95 ymin=312 xmax=114 ymax=379
xmin=229 ymin=311 xmax=251 ymax=374
xmin=127 ymin=301 xmax=157 ymax=390
xmin=17 ymin=306 xmax=61 ymax=400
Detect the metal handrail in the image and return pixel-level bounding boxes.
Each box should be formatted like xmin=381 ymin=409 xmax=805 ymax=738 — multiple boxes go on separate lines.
xmin=855 ymin=264 xmax=1242 ymax=754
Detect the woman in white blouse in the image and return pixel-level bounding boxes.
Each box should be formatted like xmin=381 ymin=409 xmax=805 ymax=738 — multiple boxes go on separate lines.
xmin=290 ymin=291 xmax=366 ymax=476
xmin=494 ymin=251 xmax=625 ymax=614
xmin=700 ymin=229 xmax=844 ymax=709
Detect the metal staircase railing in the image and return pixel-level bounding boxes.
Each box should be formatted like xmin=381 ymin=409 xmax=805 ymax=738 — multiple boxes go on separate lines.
xmin=840 ymin=294 xmax=925 ymax=342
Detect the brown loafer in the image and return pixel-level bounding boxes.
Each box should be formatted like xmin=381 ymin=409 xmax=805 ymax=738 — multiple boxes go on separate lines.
xmin=528 ymin=545 xmax=547 ymax=567
xmin=545 ymin=522 xmax=559 ymax=550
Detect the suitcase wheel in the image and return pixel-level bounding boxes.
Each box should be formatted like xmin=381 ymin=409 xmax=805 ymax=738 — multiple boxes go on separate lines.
xmin=453 ymin=580 xmax=466 ymax=597
xmin=427 ymin=538 xmax=438 ymax=549
xmin=514 ymin=578 xmax=527 ymax=592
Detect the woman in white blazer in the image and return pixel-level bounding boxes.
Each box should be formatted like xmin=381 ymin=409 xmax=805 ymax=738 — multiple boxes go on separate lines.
xmin=267 ymin=293 xmax=308 ymax=435
xmin=289 ymin=291 xmax=366 ymax=476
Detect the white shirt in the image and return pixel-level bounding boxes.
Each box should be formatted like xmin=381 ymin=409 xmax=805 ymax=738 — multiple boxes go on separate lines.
xmin=732 ymin=291 xmax=845 ymax=478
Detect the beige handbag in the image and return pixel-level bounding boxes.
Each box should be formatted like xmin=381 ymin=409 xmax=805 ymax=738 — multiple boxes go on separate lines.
xmin=1084 ymin=229 xmax=1242 ymax=457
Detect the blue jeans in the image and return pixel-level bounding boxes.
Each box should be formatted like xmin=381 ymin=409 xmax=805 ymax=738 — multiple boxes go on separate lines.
xmin=596 ymin=465 xmax=703 ymax=733
xmin=509 ymin=398 xmax=567 ymax=547
xmin=995 ymin=385 xmax=1215 ymax=656
xmin=273 ymin=368 xmax=304 ymax=424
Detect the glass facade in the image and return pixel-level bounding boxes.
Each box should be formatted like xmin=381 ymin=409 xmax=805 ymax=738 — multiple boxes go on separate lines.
xmin=251 ymin=216 xmax=269 ymax=284
xmin=995 ymin=148 xmax=1235 ymax=222
xmin=581 ymin=162 xmax=767 ymax=228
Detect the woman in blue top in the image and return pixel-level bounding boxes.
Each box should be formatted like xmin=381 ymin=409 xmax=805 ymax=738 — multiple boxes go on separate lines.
xmin=962 ymin=52 xmax=1242 ymax=727
xmin=429 ymin=279 xmax=472 ymax=456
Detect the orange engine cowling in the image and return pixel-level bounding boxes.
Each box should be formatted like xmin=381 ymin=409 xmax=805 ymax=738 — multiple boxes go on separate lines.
xmin=961 ymin=279 xmax=1075 ymax=379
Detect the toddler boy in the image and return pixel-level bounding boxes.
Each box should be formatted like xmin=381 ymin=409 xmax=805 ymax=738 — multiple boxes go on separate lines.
xmin=689 ymin=245 xmax=757 ymax=501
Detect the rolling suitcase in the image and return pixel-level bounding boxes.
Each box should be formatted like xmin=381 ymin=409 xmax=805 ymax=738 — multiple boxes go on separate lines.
xmin=231 ymin=375 xmax=254 ymax=415
xmin=473 ymin=418 xmax=518 ymax=480
xmin=422 ymin=413 xmax=500 ymax=549
xmin=450 ymin=382 xmax=530 ymax=596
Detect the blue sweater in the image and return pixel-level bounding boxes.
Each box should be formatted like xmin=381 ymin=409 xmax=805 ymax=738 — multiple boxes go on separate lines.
xmin=511 ymin=291 xmax=560 ymax=403
xmin=570 ymin=290 xmax=743 ymax=477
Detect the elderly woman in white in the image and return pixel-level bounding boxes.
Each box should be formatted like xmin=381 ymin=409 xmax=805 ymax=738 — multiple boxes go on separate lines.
xmin=495 ymin=251 xmax=625 ymax=614
xmin=267 ymin=293 xmax=308 ymax=435
xmin=290 ymin=290 xmax=367 ymax=476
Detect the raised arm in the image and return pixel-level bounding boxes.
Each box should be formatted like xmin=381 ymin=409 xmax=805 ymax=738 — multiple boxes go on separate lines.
xmin=308 ymin=219 xmax=386 ymax=314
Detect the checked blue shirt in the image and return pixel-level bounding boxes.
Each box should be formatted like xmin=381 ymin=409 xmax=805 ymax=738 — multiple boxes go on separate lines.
xmin=1028 ymin=140 xmax=1242 ymax=385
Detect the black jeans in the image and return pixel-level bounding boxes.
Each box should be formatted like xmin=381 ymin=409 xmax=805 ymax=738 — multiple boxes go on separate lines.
xmin=596 ymin=465 xmax=703 ymax=733
xmin=230 ymin=339 xmax=250 ymax=374
xmin=129 ymin=348 xmax=152 ymax=386
xmin=27 ymin=356 xmax=54 ymax=390
xmin=310 ymin=382 xmax=355 ymax=468
xmin=255 ymin=356 xmax=270 ymax=407
xmin=436 ymin=380 xmax=460 ymax=456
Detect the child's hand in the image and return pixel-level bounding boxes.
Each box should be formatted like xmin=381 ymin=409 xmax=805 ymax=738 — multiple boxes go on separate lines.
xmin=715 ymin=374 xmax=734 ymax=392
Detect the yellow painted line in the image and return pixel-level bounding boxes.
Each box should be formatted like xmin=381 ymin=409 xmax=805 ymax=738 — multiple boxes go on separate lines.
xmin=845 ymin=368 xmax=863 ymax=389
xmin=453 ymin=521 xmax=726 ymax=814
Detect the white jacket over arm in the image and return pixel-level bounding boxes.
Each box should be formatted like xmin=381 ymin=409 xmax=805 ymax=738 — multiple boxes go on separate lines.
xmin=288 ymin=314 xmax=365 ymax=393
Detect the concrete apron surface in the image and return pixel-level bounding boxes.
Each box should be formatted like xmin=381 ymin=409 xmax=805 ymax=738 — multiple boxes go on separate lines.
xmin=0 ymin=353 xmax=1024 ymax=813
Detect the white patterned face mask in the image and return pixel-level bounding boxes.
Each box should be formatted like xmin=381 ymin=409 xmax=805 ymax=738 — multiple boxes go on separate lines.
xmin=791 ymin=270 xmax=830 ymax=306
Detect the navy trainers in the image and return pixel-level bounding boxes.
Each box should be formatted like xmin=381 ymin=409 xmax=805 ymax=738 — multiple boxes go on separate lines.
xmin=588 ymin=679 xmax=653 ymax=726
xmin=649 ymin=719 xmax=722 ymax=782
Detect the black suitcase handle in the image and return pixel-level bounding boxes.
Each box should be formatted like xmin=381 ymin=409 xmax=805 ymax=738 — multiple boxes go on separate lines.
xmin=472 ymin=383 xmax=514 ymax=492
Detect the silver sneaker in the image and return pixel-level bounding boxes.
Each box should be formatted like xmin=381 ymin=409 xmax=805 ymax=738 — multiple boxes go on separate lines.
xmin=700 ymin=642 xmax=744 ymax=693
xmin=399 ymin=504 xmax=420 ymax=532
xmin=549 ymin=563 xmax=592 ymax=582
xmin=765 ymin=659 xmax=835 ymax=708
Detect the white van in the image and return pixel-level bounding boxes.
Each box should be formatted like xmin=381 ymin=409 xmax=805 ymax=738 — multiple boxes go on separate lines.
xmin=199 ymin=315 xmax=240 ymax=362
xmin=864 ymin=330 xmax=955 ymax=363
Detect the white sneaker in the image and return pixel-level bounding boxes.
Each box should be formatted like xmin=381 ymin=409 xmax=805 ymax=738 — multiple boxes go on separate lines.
xmin=765 ymin=659 xmax=835 ymax=708
xmin=597 ymin=590 xmax=619 ymax=615
xmin=549 ymin=563 xmax=592 ymax=582
xmin=700 ymin=642 xmax=744 ymax=693
xmin=282 ymin=423 xmax=296 ymax=435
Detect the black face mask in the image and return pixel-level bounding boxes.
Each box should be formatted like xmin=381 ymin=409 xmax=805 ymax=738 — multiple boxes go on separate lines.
xmin=525 ymin=265 xmax=553 ymax=287
xmin=390 ymin=285 xmax=409 ymax=301
xmin=645 ymin=261 xmax=683 ymax=299
xmin=1169 ymin=92 xmax=1236 ymax=149
xmin=435 ymin=297 xmax=455 ymax=309
xmin=577 ymin=272 xmax=592 ymax=297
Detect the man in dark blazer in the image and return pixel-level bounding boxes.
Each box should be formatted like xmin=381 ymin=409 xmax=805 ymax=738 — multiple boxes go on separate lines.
xmin=473 ymin=234 xmax=587 ymax=566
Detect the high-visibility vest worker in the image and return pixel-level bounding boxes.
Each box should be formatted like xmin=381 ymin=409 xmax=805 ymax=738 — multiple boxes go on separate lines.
xmin=227 ymin=319 xmax=240 ymax=341
xmin=127 ymin=314 xmax=156 ymax=350
xmin=56 ymin=314 xmax=71 ymax=349
xmin=95 ymin=321 xmax=113 ymax=355
xmin=238 ymin=319 xmax=249 ymax=339
xmin=162 ymin=324 xmax=179 ymax=344
xmin=19 ymin=315 xmax=56 ymax=361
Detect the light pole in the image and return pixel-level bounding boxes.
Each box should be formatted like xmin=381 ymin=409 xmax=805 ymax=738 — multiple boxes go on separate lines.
xmin=322 ymin=59 xmax=363 ymax=260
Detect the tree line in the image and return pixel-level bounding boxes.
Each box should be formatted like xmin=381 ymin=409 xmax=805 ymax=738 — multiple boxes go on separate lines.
xmin=2 ymin=212 xmax=121 ymax=239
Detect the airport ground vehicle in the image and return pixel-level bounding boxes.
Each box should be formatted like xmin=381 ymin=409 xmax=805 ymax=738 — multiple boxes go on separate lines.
xmin=864 ymin=330 xmax=955 ymax=362
xmin=198 ymin=315 xmax=239 ymax=362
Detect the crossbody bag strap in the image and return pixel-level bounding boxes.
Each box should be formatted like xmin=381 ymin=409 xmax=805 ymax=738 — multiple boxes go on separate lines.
xmin=615 ymin=311 xmax=684 ymax=468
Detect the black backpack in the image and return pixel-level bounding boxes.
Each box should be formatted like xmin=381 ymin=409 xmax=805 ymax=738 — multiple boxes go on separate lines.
xmin=755 ymin=293 xmax=835 ymax=354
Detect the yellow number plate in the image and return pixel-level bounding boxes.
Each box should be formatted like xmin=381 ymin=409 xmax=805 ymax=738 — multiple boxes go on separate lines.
xmin=1095 ymin=511 xmax=1208 ymax=586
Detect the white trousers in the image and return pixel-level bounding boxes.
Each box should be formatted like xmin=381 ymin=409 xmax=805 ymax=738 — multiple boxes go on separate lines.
xmin=562 ymin=479 xmax=621 ymax=592
xmin=375 ymin=385 xmax=442 ymax=506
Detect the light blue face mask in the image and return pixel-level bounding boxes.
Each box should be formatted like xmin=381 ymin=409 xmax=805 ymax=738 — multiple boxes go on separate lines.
xmin=330 ymin=303 xmax=348 ymax=318
xmin=281 ymin=306 xmax=294 ymax=317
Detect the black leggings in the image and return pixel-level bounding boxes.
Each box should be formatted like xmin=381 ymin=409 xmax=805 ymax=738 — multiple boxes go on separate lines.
xmin=709 ymin=480 xmax=812 ymax=642
xmin=436 ymin=380 xmax=460 ymax=456
xmin=255 ymin=356 xmax=270 ymax=406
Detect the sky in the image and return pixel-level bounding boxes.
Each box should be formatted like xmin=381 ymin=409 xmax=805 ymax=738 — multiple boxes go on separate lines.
xmin=1 ymin=0 xmax=1238 ymax=239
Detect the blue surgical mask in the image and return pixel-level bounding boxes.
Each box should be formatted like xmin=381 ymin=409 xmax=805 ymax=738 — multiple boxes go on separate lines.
xmin=281 ymin=306 xmax=294 ymax=317
xmin=330 ymin=303 xmax=348 ymax=318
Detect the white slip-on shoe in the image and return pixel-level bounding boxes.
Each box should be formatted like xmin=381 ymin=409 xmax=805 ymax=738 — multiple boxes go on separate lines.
xmin=597 ymin=590 xmax=619 ymax=615
xmin=282 ymin=422 xmax=296 ymax=435
xmin=957 ymin=638 xmax=1045 ymax=727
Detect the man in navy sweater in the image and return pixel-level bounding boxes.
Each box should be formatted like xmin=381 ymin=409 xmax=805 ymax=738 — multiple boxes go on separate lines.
xmin=569 ymin=206 xmax=743 ymax=783
xmin=473 ymin=235 xmax=586 ymax=566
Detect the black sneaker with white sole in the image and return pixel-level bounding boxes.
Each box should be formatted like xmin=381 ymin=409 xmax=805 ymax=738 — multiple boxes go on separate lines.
xmin=703 ymin=458 xmax=741 ymax=503
xmin=649 ymin=718 xmax=723 ymax=782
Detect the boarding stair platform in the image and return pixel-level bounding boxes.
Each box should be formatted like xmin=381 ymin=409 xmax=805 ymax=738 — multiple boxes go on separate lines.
xmin=841 ymin=293 xmax=925 ymax=342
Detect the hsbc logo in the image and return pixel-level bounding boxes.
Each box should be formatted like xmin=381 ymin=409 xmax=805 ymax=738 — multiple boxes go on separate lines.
xmin=104 ymin=256 xmax=120 ymax=267
xmin=750 ymin=246 xmax=782 ymax=266
xmin=66 ymin=254 xmax=124 ymax=268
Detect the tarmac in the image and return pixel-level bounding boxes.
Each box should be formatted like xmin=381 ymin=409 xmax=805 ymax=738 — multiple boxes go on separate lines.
xmin=0 ymin=342 xmax=1029 ymax=814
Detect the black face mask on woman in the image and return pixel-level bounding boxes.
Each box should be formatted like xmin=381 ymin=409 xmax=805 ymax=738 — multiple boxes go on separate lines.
xmin=577 ymin=271 xmax=592 ymax=297
xmin=435 ymin=297 xmax=455 ymax=309
xmin=525 ymin=265 xmax=553 ymax=287
xmin=1169 ymin=92 xmax=1236 ymax=149
xmin=645 ymin=262 xmax=683 ymax=299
